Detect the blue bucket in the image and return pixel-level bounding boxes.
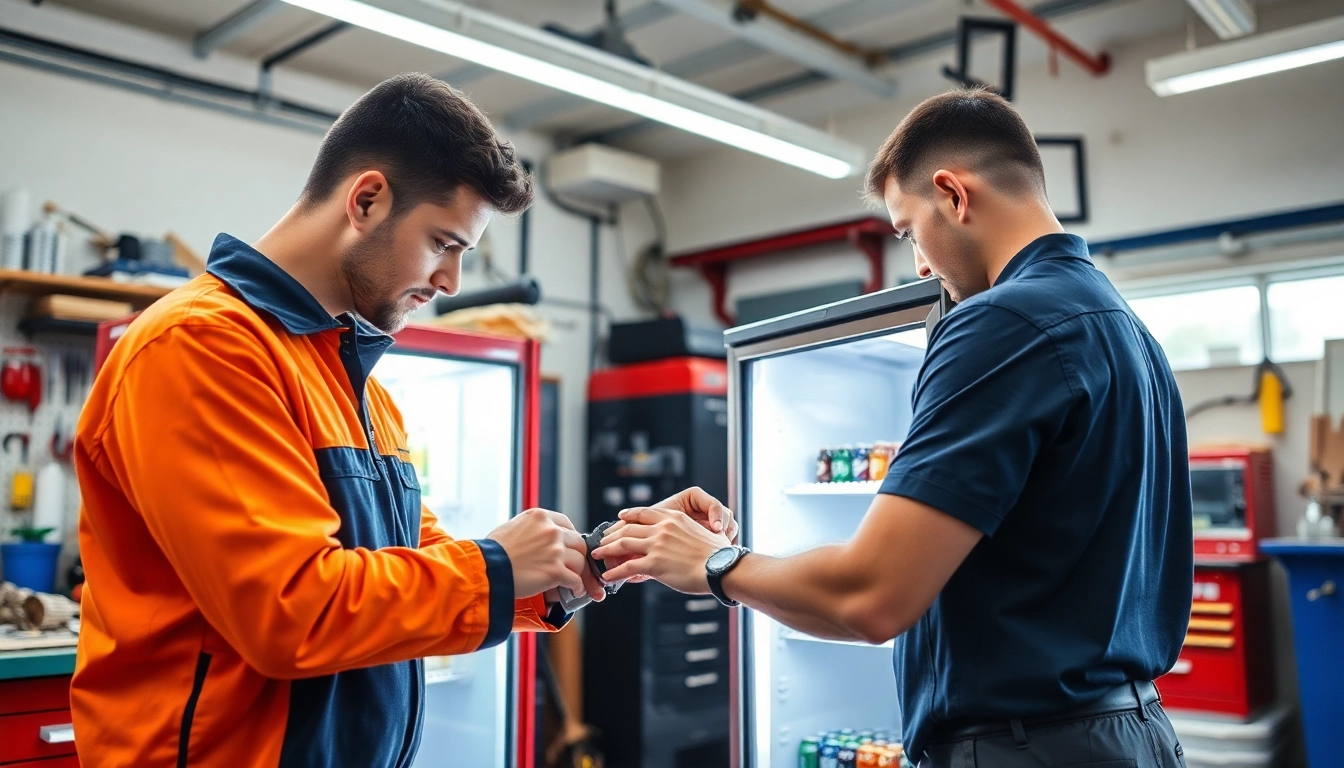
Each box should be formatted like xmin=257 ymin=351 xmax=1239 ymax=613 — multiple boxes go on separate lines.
xmin=0 ymin=542 xmax=62 ymax=593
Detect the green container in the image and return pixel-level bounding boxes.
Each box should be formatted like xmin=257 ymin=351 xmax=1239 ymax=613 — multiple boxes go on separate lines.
xmin=799 ymin=737 xmax=820 ymax=768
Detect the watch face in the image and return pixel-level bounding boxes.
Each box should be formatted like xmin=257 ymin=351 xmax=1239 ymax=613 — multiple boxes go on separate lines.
xmin=707 ymin=547 xmax=738 ymax=573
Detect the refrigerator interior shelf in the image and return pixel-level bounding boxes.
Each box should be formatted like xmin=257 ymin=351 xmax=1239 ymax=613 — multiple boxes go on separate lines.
xmin=784 ymin=481 xmax=882 ymax=496
xmin=425 ymin=667 xmax=470 ymax=686
xmin=781 ymin=627 xmax=894 ymax=649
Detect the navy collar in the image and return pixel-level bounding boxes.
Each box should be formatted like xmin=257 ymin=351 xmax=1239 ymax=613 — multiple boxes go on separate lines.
xmin=206 ymin=233 xmax=353 ymax=337
xmin=994 ymin=233 xmax=1091 ymax=286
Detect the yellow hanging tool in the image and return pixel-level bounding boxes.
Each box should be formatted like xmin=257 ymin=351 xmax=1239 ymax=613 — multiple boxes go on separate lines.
xmin=1259 ymin=365 xmax=1285 ymax=435
xmin=4 ymin=433 xmax=32 ymax=510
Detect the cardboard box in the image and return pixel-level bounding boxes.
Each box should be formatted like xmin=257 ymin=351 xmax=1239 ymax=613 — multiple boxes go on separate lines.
xmin=1309 ymin=414 xmax=1344 ymax=490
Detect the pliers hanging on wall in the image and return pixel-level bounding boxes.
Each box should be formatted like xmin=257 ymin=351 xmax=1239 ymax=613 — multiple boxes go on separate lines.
xmin=51 ymin=416 xmax=74 ymax=463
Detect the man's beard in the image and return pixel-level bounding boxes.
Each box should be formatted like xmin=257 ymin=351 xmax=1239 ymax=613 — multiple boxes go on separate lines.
xmin=925 ymin=209 xmax=985 ymax=302
xmin=341 ymin=222 xmax=411 ymax=334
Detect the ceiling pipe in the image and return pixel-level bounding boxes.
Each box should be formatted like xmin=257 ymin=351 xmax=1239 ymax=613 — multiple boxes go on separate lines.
xmin=733 ymin=0 xmax=886 ymax=65
xmin=982 ymin=0 xmax=1110 ymax=75
xmin=653 ymin=0 xmax=898 ymax=97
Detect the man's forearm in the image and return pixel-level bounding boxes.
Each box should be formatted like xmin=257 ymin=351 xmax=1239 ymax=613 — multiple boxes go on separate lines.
xmin=722 ymin=544 xmax=880 ymax=643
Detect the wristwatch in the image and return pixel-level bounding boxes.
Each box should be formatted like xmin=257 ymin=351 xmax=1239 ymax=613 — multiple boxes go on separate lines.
xmin=706 ymin=545 xmax=750 ymax=607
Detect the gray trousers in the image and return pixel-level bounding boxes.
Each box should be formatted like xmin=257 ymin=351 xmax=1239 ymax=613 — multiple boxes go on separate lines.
xmin=920 ymin=684 xmax=1186 ymax=768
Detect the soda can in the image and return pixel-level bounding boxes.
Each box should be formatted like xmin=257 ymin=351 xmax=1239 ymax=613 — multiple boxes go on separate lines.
xmin=800 ymin=737 xmax=821 ymax=768
xmin=856 ymin=744 xmax=881 ymax=768
xmin=837 ymin=740 xmax=858 ymax=768
xmin=819 ymin=739 xmax=842 ymax=768
xmin=852 ymin=445 xmax=871 ymax=482
xmin=875 ymin=747 xmax=898 ymax=767
xmin=831 ymin=447 xmax=853 ymax=483
xmin=816 ymin=449 xmax=833 ymax=483
xmin=868 ymin=443 xmax=889 ymax=481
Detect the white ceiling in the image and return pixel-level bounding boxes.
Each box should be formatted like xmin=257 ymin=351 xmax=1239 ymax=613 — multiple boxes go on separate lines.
xmin=34 ymin=0 xmax=1325 ymax=160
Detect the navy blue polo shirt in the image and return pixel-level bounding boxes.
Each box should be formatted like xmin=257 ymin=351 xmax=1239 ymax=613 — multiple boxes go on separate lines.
xmin=879 ymin=233 xmax=1193 ymax=762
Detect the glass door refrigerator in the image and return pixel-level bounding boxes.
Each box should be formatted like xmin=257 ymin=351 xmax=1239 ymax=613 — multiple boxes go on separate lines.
xmin=721 ymin=280 xmax=950 ymax=768
xmin=96 ymin=319 xmax=542 ymax=768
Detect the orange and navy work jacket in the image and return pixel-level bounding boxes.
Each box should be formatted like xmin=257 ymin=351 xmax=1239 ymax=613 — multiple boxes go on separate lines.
xmin=72 ymin=234 xmax=566 ymax=767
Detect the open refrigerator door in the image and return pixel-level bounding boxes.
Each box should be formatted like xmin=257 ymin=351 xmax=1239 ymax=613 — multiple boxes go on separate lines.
xmin=725 ymin=281 xmax=949 ymax=768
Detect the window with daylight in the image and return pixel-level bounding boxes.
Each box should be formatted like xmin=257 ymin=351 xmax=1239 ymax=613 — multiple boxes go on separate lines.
xmin=1267 ymin=274 xmax=1344 ymax=363
xmin=1127 ymin=285 xmax=1263 ymax=371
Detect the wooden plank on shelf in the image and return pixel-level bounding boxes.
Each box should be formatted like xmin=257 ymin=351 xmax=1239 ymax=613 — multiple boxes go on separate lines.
xmin=0 ymin=269 xmax=172 ymax=307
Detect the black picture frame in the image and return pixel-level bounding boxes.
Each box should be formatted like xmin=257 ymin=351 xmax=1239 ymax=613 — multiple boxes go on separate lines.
xmin=941 ymin=17 xmax=1017 ymax=101
xmin=1035 ymin=135 xmax=1090 ymax=224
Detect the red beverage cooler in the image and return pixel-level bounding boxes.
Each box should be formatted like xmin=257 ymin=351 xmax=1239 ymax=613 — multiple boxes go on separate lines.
xmin=97 ymin=317 xmax=543 ymax=768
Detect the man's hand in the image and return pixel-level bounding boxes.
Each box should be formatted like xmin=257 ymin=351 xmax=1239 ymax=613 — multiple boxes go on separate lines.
xmin=591 ymin=507 xmax=731 ymax=595
xmin=652 ymin=487 xmax=738 ymax=542
xmin=598 ymin=487 xmax=735 ymax=585
xmin=486 ymin=509 xmax=606 ymax=603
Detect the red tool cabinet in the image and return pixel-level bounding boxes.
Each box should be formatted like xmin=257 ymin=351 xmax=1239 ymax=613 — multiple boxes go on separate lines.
xmin=0 ymin=675 xmax=79 ymax=767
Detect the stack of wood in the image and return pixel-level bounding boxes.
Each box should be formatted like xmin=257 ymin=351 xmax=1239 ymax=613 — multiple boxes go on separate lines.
xmin=29 ymin=294 xmax=133 ymax=323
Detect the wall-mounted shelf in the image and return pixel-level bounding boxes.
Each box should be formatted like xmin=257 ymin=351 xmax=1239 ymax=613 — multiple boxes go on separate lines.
xmin=0 ymin=269 xmax=172 ymax=309
xmin=17 ymin=317 xmax=100 ymax=337
xmin=785 ymin=481 xmax=882 ymax=496
xmin=781 ymin=627 xmax=894 ymax=649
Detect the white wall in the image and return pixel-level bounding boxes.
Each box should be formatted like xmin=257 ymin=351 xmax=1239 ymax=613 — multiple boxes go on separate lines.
xmin=0 ymin=52 xmax=650 ymax=550
xmin=659 ymin=2 xmax=1344 ymax=328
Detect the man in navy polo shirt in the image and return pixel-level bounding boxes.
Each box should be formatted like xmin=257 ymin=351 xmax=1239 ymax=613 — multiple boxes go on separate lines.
xmin=594 ymin=88 xmax=1193 ymax=768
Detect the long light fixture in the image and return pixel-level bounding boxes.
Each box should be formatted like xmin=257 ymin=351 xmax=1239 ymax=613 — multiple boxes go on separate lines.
xmin=276 ymin=0 xmax=865 ymax=178
xmin=1147 ymin=15 xmax=1344 ymax=96
xmin=1184 ymin=0 xmax=1256 ymax=40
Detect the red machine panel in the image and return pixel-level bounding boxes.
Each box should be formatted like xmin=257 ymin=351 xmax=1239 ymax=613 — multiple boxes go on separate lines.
xmin=1189 ymin=447 xmax=1275 ymax=561
xmin=1159 ymin=560 xmax=1275 ymax=719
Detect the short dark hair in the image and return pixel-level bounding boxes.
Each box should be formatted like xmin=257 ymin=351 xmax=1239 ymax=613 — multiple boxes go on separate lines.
xmin=300 ymin=73 xmax=533 ymax=216
xmin=865 ymin=87 xmax=1044 ymax=202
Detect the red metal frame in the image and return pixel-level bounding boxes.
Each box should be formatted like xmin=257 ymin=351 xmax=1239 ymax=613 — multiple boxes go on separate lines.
xmin=982 ymin=0 xmax=1110 ymax=75
xmin=1189 ymin=446 xmax=1275 ymax=561
xmin=516 ymin=338 xmax=542 ymax=768
xmin=669 ymin=217 xmax=892 ymax=326
xmin=94 ymin=314 xmax=140 ymax=373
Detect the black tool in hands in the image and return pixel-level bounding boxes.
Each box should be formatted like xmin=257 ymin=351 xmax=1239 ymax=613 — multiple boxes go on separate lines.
xmin=557 ymin=520 xmax=627 ymax=613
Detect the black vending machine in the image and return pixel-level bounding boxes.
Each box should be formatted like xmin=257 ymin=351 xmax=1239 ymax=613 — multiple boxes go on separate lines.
xmin=584 ymin=356 xmax=731 ymax=768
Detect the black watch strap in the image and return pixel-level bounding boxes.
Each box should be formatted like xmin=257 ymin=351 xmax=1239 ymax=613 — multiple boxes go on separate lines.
xmin=707 ymin=546 xmax=749 ymax=607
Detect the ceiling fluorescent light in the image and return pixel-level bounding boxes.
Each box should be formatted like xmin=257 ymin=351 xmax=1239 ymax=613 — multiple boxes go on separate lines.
xmin=1185 ymin=0 xmax=1256 ymax=40
xmin=276 ymin=0 xmax=864 ymax=178
xmin=1147 ymin=15 xmax=1344 ymax=96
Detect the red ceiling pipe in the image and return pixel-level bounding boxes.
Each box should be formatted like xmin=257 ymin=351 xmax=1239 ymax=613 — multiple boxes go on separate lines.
xmin=983 ymin=0 xmax=1110 ymax=76
xmin=670 ymin=217 xmax=894 ymax=326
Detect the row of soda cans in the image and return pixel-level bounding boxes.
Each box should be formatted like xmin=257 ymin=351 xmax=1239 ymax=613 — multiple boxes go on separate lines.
xmin=799 ymin=729 xmax=908 ymax=768
xmin=815 ymin=443 xmax=900 ymax=484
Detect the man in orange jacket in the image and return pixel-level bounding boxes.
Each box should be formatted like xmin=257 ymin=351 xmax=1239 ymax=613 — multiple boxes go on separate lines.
xmin=73 ymin=74 xmax=616 ymax=767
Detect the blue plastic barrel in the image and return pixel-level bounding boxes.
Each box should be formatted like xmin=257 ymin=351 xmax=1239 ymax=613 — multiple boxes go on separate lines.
xmin=1260 ymin=538 xmax=1344 ymax=768
xmin=0 ymin=542 xmax=62 ymax=593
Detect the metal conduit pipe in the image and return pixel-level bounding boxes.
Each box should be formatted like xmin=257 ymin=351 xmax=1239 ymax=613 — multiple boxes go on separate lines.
xmin=981 ymin=0 xmax=1111 ymax=74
